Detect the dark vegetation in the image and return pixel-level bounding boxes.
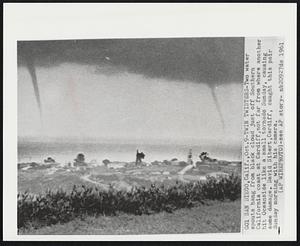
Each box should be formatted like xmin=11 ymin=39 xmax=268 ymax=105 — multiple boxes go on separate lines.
xmin=74 ymin=153 xmax=87 ymax=166
xmin=18 ymin=174 xmax=241 ymax=229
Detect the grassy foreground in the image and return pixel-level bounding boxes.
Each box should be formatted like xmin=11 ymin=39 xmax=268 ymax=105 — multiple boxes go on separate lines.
xmin=18 ymin=175 xmax=241 ymax=229
xmin=19 ymin=200 xmax=240 ymax=235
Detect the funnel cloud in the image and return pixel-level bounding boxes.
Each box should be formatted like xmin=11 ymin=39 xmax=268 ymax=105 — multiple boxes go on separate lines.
xmin=24 ymin=58 xmax=42 ymax=118
xmin=18 ymin=37 xmax=244 ymax=136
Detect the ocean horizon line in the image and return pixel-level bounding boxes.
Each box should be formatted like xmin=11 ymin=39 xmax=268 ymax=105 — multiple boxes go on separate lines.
xmin=18 ymin=135 xmax=242 ymax=147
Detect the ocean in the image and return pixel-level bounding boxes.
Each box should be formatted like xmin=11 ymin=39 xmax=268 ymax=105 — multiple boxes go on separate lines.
xmin=18 ymin=140 xmax=242 ymax=165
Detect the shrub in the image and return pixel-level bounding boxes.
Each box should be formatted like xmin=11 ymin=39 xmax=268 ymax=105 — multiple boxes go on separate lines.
xmin=102 ymin=159 xmax=110 ymax=165
xmin=18 ymin=174 xmax=241 ymax=229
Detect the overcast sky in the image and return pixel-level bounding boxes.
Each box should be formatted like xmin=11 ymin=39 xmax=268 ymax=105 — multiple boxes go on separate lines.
xmin=18 ymin=38 xmax=244 ymax=144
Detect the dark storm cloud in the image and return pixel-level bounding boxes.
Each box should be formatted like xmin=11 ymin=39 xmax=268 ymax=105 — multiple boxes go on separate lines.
xmin=18 ymin=38 xmax=244 ymax=128
xmin=18 ymin=38 xmax=244 ymax=84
